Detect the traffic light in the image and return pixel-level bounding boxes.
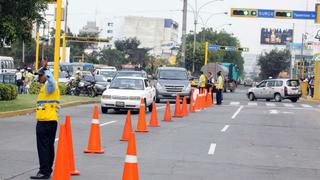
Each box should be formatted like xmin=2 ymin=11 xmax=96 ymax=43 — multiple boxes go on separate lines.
xmin=231 ymin=8 xmax=258 ymax=17
xmin=237 ymin=47 xmax=249 ymax=52
xmin=275 ymin=10 xmax=293 ymax=19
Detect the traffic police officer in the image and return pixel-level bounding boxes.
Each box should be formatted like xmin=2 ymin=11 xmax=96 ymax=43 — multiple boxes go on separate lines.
xmin=31 ymin=60 xmax=60 ymax=179
xmin=216 ymin=71 xmax=223 ymax=105
xmin=198 ymin=71 xmax=206 ymax=92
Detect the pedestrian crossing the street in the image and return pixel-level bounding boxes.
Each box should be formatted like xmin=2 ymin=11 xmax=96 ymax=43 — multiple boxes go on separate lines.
xmin=223 ymin=101 xmax=317 ymax=109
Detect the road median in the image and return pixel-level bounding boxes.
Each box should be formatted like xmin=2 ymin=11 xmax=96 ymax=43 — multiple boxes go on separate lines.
xmin=0 ymin=94 xmax=100 ymax=118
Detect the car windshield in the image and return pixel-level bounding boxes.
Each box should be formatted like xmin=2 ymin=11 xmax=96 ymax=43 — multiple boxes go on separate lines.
xmin=287 ymin=80 xmax=299 ymax=87
xmin=159 ymin=70 xmax=187 ymax=80
xmin=109 ymin=78 xmax=144 ymax=90
xmin=94 ymin=75 xmax=105 ymax=82
xmin=100 ymin=71 xmax=116 ymax=78
xmin=117 ymin=71 xmax=144 ymax=77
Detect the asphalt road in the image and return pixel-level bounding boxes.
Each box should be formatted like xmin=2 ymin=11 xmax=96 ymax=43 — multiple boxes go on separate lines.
xmin=1 ymin=86 xmax=320 ymax=179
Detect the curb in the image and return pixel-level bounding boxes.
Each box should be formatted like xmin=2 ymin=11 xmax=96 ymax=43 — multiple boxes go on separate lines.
xmin=0 ymin=100 xmax=100 ymax=118
xmin=301 ymin=98 xmax=320 ymax=103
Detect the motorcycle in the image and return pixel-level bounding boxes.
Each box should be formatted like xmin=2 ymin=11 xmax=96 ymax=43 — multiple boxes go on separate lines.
xmin=67 ymin=78 xmax=96 ymax=97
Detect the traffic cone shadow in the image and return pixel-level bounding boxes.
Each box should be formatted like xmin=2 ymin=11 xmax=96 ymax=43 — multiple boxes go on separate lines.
xmin=163 ymin=101 xmax=172 ymax=122
xmin=65 ymin=116 xmax=80 ymax=175
xmin=136 ymin=99 xmax=148 ymax=132
xmin=122 ymin=132 xmax=139 ymax=180
xmin=53 ymin=124 xmax=71 ymax=180
xmin=84 ymin=105 xmax=104 ymax=154
xmin=121 ymin=111 xmax=133 ymax=141
xmin=149 ymin=102 xmax=159 ymax=127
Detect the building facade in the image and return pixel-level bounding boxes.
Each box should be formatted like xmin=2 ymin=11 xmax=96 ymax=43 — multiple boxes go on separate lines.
xmin=102 ymin=16 xmax=179 ymax=58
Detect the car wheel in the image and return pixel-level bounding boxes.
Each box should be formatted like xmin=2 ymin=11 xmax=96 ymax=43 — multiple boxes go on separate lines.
xmin=266 ymin=99 xmax=271 ymax=102
xmin=290 ymin=98 xmax=298 ymax=103
xmin=248 ymin=93 xmax=255 ymax=101
xmin=156 ymin=96 xmax=160 ymax=103
xmin=274 ymin=93 xmax=282 ymax=102
xmin=187 ymin=97 xmax=191 ymax=104
xmin=148 ymin=101 xmax=153 ymax=112
xmin=101 ymin=107 xmax=108 ymax=114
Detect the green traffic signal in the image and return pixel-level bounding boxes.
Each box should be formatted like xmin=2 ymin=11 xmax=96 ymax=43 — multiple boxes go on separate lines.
xmin=231 ymin=9 xmax=258 ymax=17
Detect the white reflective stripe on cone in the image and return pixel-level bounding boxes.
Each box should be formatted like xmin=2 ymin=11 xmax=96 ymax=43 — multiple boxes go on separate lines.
xmin=92 ymin=119 xmax=99 ymax=124
xmin=125 ymin=155 xmax=138 ymax=163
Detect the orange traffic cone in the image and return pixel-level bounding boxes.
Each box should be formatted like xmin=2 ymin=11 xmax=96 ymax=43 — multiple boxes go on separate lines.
xmin=53 ymin=124 xmax=70 ymax=180
xmin=122 ymin=132 xmax=139 ymax=180
xmin=84 ymin=105 xmax=104 ymax=154
xmin=163 ymin=101 xmax=172 ymax=122
xmin=65 ymin=116 xmax=80 ymax=175
xmin=149 ymin=102 xmax=159 ymax=127
xmin=181 ymin=96 xmax=188 ymax=117
xmin=173 ymin=94 xmax=183 ymax=118
xmin=136 ymin=99 xmax=148 ymax=132
xmin=121 ymin=111 xmax=133 ymax=141
xmin=189 ymin=92 xmax=195 ymax=113
xmin=200 ymin=90 xmax=205 ymax=110
xmin=208 ymin=88 xmax=213 ymax=107
xmin=194 ymin=95 xmax=201 ymax=112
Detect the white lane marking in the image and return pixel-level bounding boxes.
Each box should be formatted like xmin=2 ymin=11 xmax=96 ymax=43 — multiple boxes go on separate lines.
xmin=100 ymin=121 xmax=117 ymax=127
xmin=232 ymin=105 xmax=244 ymax=119
xmin=230 ymin=102 xmax=240 ymax=106
xmin=248 ymin=102 xmax=258 ymax=106
xmin=283 ymin=111 xmax=294 ymax=114
xmin=269 ymin=110 xmax=279 ymax=114
xmin=266 ymin=103 xmax=276 ymax=107
xmin=283 ymin=103 xmax=294 ymax=108
xmin=221 ymin=125 xmax=230 ymax=132
xmin=208 ymin=143 xmax=217 ymax=155
xmin=301 ymin=104 xmax=312 ymax=108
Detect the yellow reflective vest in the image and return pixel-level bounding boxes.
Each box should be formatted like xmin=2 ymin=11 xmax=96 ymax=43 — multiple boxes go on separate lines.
xmin=36 ymin=84 xmax=60 ymax=121
xmin=216 ymin=76 xmax=224 ymax=90
xmin=199 ymin=74 xmax=206 ymax=88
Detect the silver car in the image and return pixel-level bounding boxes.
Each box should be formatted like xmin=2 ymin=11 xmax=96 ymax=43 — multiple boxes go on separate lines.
xmin=247 ymin=79 xmax=301 ymax=102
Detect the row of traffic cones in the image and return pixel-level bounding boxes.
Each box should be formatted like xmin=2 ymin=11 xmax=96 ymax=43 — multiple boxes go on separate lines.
xmin=52 ymin=89 xmax=214 ymax=179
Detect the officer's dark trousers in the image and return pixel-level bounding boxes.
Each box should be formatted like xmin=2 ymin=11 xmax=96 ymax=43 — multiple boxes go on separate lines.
xmin=216 ymin=89 xmax=222 ymax=104
xmin=36 ymin=121 xmax=57 ymax=176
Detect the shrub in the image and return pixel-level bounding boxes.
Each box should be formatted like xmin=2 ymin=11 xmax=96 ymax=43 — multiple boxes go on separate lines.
xmin=0 ymin=83 xmax=18 ymax=101
xmin=29 ymin=82 xmax=42 ymax=95
xmin=58 ymin=83 xmax=67 ymax=95
xmin=29 ymin=82 xmax=67 ymax=95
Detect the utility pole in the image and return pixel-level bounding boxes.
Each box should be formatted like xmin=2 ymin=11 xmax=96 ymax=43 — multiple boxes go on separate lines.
xmin=181 ymin=0 xmax=187 ymax=69
xmin=22 ymin=41 xmax=25 ymax=64
xmin=62 ymin=0 xmax=69 ymax=63
xmin=192 ymin=0 xmax=198 ymax=73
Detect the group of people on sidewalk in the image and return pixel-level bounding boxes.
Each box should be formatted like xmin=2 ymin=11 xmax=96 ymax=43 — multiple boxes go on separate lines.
xmin=15 ymin=67 xmax=35 ymax=94
xmin=198 ymin=71 xmax=224 ymax=105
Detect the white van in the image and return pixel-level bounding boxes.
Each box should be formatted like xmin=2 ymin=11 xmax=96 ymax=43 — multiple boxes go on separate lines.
xmin=0 ymin=56 xmax=15 ymax=74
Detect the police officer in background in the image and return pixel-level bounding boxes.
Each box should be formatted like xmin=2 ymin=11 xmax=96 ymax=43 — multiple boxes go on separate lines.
xmin=30 ymin=59 xmax=60 ymax=179
xmin=198 ymin=71 xmax=206 ymax=92
xmin=216 ymin=71 xmax=223 ymax=105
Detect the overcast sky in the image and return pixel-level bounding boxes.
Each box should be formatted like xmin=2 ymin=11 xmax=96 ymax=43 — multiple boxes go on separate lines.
xmin=63 ymin=0 xmax=320 ymax=54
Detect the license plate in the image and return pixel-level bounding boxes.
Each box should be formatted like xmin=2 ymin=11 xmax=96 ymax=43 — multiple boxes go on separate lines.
xmin=116 ymin=101 xmax=125 ymax=107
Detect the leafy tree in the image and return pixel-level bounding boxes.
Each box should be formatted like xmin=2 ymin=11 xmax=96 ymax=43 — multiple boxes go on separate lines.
xmin=114 ymin=37 xmax=150 ymax=66
xmin=99 ymin=49 xmax=127 ymax=68
xmin=0 ymin=0 xmax=49 ymax=46
xmin=178 ymin=28 xmax=244 ymax=75
xmin=258 ymin=49 xmax=291 ymax=79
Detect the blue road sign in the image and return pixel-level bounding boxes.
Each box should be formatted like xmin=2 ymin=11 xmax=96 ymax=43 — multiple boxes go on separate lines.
xmin=226 ymin=46 xmax=236 ymax=51
xmin=258 ymin=9 xmax=275 ymax=18
xmin=293 ymin=11 xmax=316 ymax=20
xmin=208 ymin=45 xmax=220 ymax=51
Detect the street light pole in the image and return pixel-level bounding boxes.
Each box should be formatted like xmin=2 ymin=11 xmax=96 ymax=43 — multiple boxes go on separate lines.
xmin=181 ymin=0 xmax=188 ymax=68
xmin=189 ymin=0 xmax=223 ymax=73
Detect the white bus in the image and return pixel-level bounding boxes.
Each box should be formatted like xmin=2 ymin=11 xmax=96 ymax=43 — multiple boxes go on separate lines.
xmin=0 ymin=56 xmax=15 ymax=74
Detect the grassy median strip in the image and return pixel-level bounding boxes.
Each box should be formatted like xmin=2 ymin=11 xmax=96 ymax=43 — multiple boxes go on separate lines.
xmin=0 ymin=94 xmax=100 ymax=112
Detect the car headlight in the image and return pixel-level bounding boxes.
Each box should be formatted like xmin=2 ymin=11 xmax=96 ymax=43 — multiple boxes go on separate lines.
xmin=102 ymin=95 xmax=111 ymax=99
xmin=156 ymin=82 xmax=163 ymax=90
xmin=129 ymin=96 xmax=141 ymax=100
